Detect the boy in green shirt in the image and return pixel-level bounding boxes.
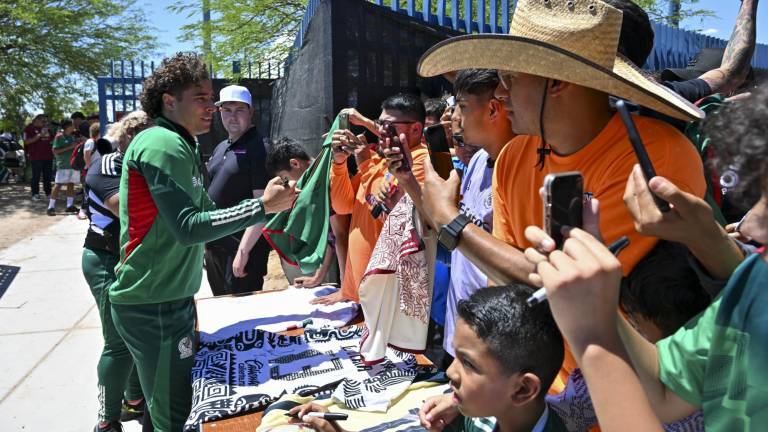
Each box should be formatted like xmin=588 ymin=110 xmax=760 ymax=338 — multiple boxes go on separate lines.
xmin=418 ymin=285 xmax=568 ymax=432
xmin=49 ymin=119 xmax=79 ymax=215
xmin=107 ymin=52 xmax=296 ymax=432
xmin=523 ymin=83 xmax=768 ymax=431
xmin=287 ymin=285 xmax=568 ymax=432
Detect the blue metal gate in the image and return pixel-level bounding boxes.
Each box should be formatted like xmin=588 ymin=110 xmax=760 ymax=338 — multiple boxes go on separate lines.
xmin=97 ymin=60 xmax=282 ymax=136
xmin=289 ymin=0 xmax=768 ymax=71
xmin=96 ymin=61 xmax=154 ymax=135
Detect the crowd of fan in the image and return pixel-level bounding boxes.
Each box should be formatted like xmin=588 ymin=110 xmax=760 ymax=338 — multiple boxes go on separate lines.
xmin=16 ymin=0 xmax=767 ymax=431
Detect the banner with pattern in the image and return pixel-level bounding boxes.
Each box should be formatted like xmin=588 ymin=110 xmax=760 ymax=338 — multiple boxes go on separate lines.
xmin=185 ymin=326 xmax=430 ymax=430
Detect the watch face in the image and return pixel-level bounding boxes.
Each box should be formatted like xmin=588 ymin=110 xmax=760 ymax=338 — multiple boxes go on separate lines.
xmin=438 ymin=226 xmax=458 ymax=251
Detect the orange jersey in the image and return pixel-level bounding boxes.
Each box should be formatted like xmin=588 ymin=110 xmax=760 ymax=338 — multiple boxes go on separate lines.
xmin=330 ymin=144 xmax=430 ymax=302
xmin=493 ymin=113 xmax=707 ymax=393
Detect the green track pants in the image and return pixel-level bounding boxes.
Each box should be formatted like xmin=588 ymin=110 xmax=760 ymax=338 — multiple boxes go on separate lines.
xmin=111 ymin=297 xmax=196 ymax=432
xmin=82 ymin=248 xmax=143 ymax=422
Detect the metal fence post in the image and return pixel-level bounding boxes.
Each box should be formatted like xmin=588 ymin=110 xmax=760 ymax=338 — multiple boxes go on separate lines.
xmin=501 ymin=0 xmax=510 ymax=33
xmin=451 ymin=0 xmax=459 ymax=30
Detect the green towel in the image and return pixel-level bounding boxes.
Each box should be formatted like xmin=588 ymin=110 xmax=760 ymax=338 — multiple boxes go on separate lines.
xmin=262 ymin=116 xmax=339 ymax=274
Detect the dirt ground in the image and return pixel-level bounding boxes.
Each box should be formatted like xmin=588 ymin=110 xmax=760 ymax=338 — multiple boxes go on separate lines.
xmin=0 ymin=181 xmax=288 ymax=288
xmin=0 ymin=182 xmax=59 ymax=251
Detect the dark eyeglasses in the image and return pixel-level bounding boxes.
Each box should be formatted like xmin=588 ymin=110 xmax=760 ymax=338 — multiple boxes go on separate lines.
xmin=374 ymin=119 xmax=418 ymax=128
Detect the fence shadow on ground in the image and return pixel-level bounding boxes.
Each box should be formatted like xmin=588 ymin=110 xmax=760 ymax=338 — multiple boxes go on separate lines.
xmin=0 ymin=182 xmax=51 ymax=219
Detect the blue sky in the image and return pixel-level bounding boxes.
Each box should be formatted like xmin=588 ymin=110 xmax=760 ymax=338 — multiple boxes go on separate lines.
xmin=146 ymin=0 xmax=767 ymax=58
xmin=143 ymin=0 xmax=197 ymax=57
xmin=680 ymin=0 xmax=768 ymax=43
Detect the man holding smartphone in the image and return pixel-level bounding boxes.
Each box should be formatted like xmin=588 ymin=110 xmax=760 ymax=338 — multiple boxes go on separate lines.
xmin=443 ymin=69 xmax=513 ymax=361
xmin=384 ymin=70 xmax=515 ymax=366
xmin=315 ymin=94 xmax=430 ymax=306
xmin=415 ymin=0 xmax=707 ymax=391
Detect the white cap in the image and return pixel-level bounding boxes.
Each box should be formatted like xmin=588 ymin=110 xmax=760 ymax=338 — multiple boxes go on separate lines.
xmin=215 ymin=85 xmax=252 ymax=107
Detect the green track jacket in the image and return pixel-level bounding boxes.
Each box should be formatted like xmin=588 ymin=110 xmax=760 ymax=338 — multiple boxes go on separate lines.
xmin=110 ymin=116 xmax=267 ymax=304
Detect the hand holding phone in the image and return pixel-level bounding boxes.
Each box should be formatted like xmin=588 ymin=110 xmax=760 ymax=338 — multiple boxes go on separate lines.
xmin=615 ymin=100 xmax=671 ymax=212
xmin=381 ymin=122 xmax=411 ymax=173
xmin=543 ymin=172 xmax=584 ymax=249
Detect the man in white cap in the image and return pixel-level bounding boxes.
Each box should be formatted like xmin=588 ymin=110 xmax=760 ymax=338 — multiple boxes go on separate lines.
xmin=415 ymin=0 xmax=710 ymax=395
xmin=204 ymin=84 xmax=271 ymax=295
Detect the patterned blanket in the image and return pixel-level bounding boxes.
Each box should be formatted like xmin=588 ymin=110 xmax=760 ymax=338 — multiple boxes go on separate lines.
xmin=196 ymin=286 xmax=359 ymax=342
xmin=185 ymin=326 xmax=427 ymax=430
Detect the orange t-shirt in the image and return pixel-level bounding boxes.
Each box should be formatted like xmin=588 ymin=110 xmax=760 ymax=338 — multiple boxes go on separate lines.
xmin=492 ymin=113 xmax=707 ymax=393
xmin=330 ymin=144 xmax=430 ymax=302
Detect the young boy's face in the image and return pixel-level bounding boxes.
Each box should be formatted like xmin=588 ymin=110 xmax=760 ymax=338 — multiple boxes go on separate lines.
xmin=276 ymin=158 xmax=310 ymax=182
xmin=447 ymin=318 xmax=520 ymax=418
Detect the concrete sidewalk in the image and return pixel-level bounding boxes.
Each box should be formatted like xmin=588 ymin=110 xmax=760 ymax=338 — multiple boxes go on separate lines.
xmin=0 ymin=216 xmax=211 ymax=431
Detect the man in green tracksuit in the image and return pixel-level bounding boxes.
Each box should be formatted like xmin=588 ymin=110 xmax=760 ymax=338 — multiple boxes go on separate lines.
xmin=109 ymin=52 xmax=296 ymax=432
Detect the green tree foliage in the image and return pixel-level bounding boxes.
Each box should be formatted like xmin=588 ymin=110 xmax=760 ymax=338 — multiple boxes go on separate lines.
xmin=169 ymin=0 xmax=308 ymax=78
xmin=634 ymin=0 xmax=715 ymax=27
xmin=0 ymin=0 xmax=158 ymax=132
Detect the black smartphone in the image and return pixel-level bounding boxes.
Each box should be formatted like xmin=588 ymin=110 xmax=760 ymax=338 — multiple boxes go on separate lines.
xmin=424 ymin=124 xmax=450 ymax=153
xmin=615 ymin=100 xmax=671 ymax=212
xmin=381 ymin=122 xmax=410 ymax=172
xmin=543 ymin=172 xmax=584 ymax=249
xmin=338 ymin=111 xmax=350 ymax=131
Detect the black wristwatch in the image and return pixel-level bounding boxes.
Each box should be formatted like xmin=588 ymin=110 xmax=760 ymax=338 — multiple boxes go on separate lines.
xmin=438 ymin=213 xmax=472 ymax=251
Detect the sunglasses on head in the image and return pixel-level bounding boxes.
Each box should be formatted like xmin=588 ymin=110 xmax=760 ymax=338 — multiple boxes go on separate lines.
xmin=496 ymin=70 xmax=518 ymax=90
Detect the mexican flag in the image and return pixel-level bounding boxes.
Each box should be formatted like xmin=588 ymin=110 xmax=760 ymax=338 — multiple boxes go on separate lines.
xmin=262 ymin=116 xmax=338 ymax=274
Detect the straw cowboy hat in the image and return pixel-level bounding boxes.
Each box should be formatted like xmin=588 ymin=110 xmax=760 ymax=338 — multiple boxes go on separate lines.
xmin=417 ymin=0 xmax=704 ymax=121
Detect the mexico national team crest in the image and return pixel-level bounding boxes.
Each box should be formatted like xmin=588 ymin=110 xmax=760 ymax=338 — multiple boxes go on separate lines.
xmin=178 ymin=336 xmax=194 ymax=359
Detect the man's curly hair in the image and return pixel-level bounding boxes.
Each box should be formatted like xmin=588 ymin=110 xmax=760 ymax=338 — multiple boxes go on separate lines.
xmin=139 ymin=52 xmax=210 ymax=119
xmin=705 ymin=84 xmax=768 ymax=209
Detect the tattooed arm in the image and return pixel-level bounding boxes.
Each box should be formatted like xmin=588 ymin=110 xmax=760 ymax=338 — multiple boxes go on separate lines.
xmin=699 ymin=0 xmax=758 ymax=95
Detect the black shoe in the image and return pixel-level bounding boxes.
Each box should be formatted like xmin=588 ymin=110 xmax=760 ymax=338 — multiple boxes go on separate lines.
xmin=94 ymin=421 xmax=123 ymax=432
xmin=46 ymin=207 xmax=56 ymax=216
xmin=65 ymin=205 xmax=79 ymax=213
xmin=120 ymin=399 xmax=145 ymax=422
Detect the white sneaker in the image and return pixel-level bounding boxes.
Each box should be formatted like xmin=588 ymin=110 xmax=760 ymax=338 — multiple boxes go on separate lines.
xmin=31 ymin=194 xmax=41 ymax=201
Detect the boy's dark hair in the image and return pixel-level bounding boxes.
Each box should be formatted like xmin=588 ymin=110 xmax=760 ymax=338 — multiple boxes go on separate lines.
xmin=70 ymin=111 xmax=85 ymax=120
xmin=457 ymin=284 xmax=564 ymax=397
xmin=60 ymin=119 xmax=73 ymax=129
xmin=381 ymin=93 xmax=426 ymax=123
xmin=706 ymin=83 xmax=768 ymax=209
xmin=605 ymin=0 xmax=654 ymax=67
xmin=139 ymin=52 xmax=210 ymax=119
xmin=266 ymin=137 xmax=311 ymax=175
xmin=620 ymin=241 xmax=711 ymax=337
xmin=424 ymin=98 xmax=448 ymax=120
xmin=454 ymin=69 xmax=499 ymax=99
